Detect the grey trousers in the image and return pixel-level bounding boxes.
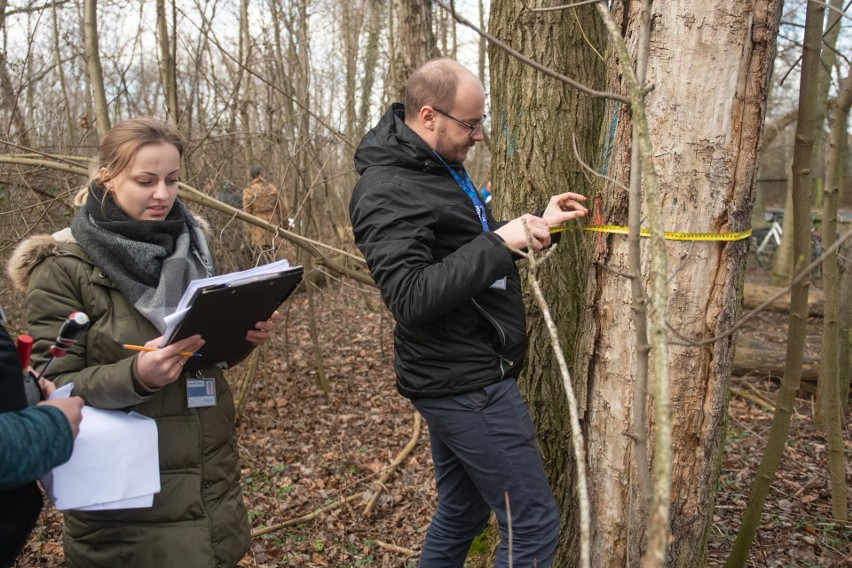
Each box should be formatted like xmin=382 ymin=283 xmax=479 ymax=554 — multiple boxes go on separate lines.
xmin=411 ymin=378 xmax=560 ymax=568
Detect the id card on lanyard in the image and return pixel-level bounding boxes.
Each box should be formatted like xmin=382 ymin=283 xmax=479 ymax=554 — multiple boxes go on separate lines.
xmin=434 ymin=152 xmax=505 ymax=290
xmin=433 ymin=151 xmax=490 ymax=233
xmin=187 ymin=372 xmax=217 ymax=408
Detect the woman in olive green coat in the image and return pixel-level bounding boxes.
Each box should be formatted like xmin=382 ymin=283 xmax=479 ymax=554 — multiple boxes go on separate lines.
xmin=7 ymin=118 xmax=276 ymax=568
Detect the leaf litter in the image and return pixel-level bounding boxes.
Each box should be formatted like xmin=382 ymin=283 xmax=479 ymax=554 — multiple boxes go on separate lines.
xmin=13 ymin=283 xmax=850 ymax=567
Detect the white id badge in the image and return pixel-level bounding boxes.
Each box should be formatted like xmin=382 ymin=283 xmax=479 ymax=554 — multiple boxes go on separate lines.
xmin=186 ymin=378 xmax=217 ymax=408
xmin=489 ymin=277 xmax=507 ymax=290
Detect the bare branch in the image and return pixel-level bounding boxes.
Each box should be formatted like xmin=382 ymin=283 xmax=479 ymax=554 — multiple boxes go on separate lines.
xmin=519 ymin=0 xmax=604 ymax=12
xmin=572 ymin=133 xmax=629 ymax=193
xmin=521 ymin=218 xmax=591 ymax=568
xmin=432 ymin=0 xmax=629 ymax=103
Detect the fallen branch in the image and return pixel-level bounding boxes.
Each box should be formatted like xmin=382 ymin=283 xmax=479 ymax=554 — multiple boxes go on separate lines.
xmin=730 ymin=387 xmax=775 ymax=412
xmin=733 ymin=338 xmax=820 ymax=383
xmin=373 ymin=539 xmax=419 ymax=556
xmin=251 ymin=493 xmax=363 ymax=537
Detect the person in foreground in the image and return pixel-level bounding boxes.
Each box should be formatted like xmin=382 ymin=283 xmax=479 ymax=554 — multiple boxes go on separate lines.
xmin=348 ymin=58 xmax=588 ymax=567
xmin=0 ymin=318 xmax=83 ymax=567
xmin=7 ymin=117 xmax=276 ymax=568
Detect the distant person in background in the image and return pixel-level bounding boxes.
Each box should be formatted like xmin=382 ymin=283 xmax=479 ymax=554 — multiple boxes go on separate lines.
xmin=217 ymin=180 xmax=242 ymax=208
xmin=0 ymin=315 xmax=83 ymax=567
xmin=242 ymin=165 xmax=289 ymax=250
xmin=7 ymin=117 xmax=278 ymax=568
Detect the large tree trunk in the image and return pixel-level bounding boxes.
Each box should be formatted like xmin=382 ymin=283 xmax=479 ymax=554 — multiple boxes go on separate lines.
xmin=582 ymin=3 xmax=782 ymax=566
xmin=491 ymin=1 xmax=782 ymax=565
xmin=489 ymin=2 xmax=606 ymax=565
xmin=390 ymin=0 xmax=439 ymax=101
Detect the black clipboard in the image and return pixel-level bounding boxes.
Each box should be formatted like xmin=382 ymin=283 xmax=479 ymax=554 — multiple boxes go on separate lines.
xmin=166 ymin=266 xmax=303 ymax=370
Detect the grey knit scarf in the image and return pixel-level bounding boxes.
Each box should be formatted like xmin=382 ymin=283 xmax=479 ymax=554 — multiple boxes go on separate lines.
xmin=71 ymin=183 xmax=214 ymax=333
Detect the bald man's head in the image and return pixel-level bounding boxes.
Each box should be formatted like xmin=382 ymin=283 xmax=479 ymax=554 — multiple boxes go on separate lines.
xmin=404 ymin=59 xmax=482 ymax=123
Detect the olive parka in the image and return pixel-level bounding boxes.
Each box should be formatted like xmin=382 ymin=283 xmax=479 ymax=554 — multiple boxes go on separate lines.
xmin=7 ymin=228 xmax=250 ymax=568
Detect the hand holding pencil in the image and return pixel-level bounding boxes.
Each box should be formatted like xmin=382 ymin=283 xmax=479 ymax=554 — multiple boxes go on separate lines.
xmin=132 ymin=334 xmax=205 ymax=389
xmin=123 ymin=344 xmax=201 ymax=357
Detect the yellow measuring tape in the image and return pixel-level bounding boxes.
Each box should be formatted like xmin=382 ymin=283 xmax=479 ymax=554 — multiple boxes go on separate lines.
xmin=550 ymin=224 xmax=752 ymax=242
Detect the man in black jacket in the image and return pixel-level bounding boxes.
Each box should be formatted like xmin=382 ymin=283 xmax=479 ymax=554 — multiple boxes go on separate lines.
xmin=350 ymin=58 xmax=587 ymax=567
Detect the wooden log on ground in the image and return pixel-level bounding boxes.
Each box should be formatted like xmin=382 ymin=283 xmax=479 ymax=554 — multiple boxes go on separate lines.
xmin=743 ymin=284 xmax=824 ymax=317
xmin=733 ymin=337 xmax=819 ymax=386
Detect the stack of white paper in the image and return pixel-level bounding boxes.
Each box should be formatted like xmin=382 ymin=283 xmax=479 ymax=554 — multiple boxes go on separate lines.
xmin=43 ymin=385 xmax=160 ymax=511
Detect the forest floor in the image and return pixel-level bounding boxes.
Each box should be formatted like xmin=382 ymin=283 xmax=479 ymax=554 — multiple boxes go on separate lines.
xmin=14 ymin=272 xmax=852 ymax=568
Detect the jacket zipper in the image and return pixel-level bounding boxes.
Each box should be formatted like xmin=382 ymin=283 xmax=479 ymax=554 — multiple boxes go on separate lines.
xmin=470 ymin=298 xmax=514 ymax=376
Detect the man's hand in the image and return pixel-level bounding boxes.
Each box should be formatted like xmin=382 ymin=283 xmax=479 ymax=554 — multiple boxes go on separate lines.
xmin=541 ymin=192 xmax=588 ymax=228
xmin=494 ymin=214 xmax=553 ymax=251
xmin=39 ymin=396 xmax=84 ymax=439
xmin=493 ymin=192 xmax=589 ymax=251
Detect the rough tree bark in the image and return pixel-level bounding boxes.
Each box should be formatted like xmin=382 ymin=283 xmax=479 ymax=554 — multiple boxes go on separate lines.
xmin=489 ymin=1 xmax=782 ymax=565
xmin=390 ymin=0 xmax=439 ymax=101
xmin=584 ymin=3 xmax=782 ymax=565
xmin=488 ymin=2 xmax=605 ymax=565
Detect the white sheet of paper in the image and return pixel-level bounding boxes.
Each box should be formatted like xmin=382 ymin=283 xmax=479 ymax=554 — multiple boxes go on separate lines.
xmin=75 ymin=492 xmax=154 ymax=511
xmin=43 ymin=388 xmax=160 ymax=511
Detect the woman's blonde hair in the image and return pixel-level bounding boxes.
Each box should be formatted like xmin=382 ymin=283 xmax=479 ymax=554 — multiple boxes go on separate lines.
xmin=74 ymin=117 xmax=184 ymax=206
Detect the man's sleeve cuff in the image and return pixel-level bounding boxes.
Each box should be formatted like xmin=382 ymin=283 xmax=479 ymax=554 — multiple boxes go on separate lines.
xmin=483 ymin=232 xmax=504 ymax=246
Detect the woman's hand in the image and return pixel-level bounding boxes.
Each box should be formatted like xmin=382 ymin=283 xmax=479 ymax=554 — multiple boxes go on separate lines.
xmin=135 ymin=334 xmax=205 ymax=389
xmin=246 ymin=310 xmax=280 ymax=346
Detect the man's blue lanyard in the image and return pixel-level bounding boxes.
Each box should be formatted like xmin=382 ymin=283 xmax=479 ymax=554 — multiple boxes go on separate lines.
xmin=433 ymin=152 xmax=490 ymax=232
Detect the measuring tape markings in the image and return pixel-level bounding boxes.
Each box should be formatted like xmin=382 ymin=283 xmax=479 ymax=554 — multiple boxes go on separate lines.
xmin=550 ymin=225 xmax=753 ymax=242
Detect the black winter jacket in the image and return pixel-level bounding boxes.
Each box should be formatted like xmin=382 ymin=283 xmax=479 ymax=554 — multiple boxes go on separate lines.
xmin=349 ymin=104 xmax=527 ymax=399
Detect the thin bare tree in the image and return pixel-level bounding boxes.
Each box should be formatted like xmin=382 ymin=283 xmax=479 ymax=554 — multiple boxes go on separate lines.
xmin=725 ymin=1 xmax=826 ymax=563
xmin=819 ymin=68 xmax=851 ymax=522
xmin=83 ymin=0 xmax=110 ymax=139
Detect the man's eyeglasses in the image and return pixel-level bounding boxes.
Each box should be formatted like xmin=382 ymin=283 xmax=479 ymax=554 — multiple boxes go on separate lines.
xmin=431 ymin=107 xmax=487 ymax=139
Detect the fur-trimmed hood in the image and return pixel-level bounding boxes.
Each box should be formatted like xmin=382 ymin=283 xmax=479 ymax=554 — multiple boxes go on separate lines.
xmin=7 ymin=230 xmax=76 ymax=293
xmin=7 ymin=214 xmax=213 ymax=293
